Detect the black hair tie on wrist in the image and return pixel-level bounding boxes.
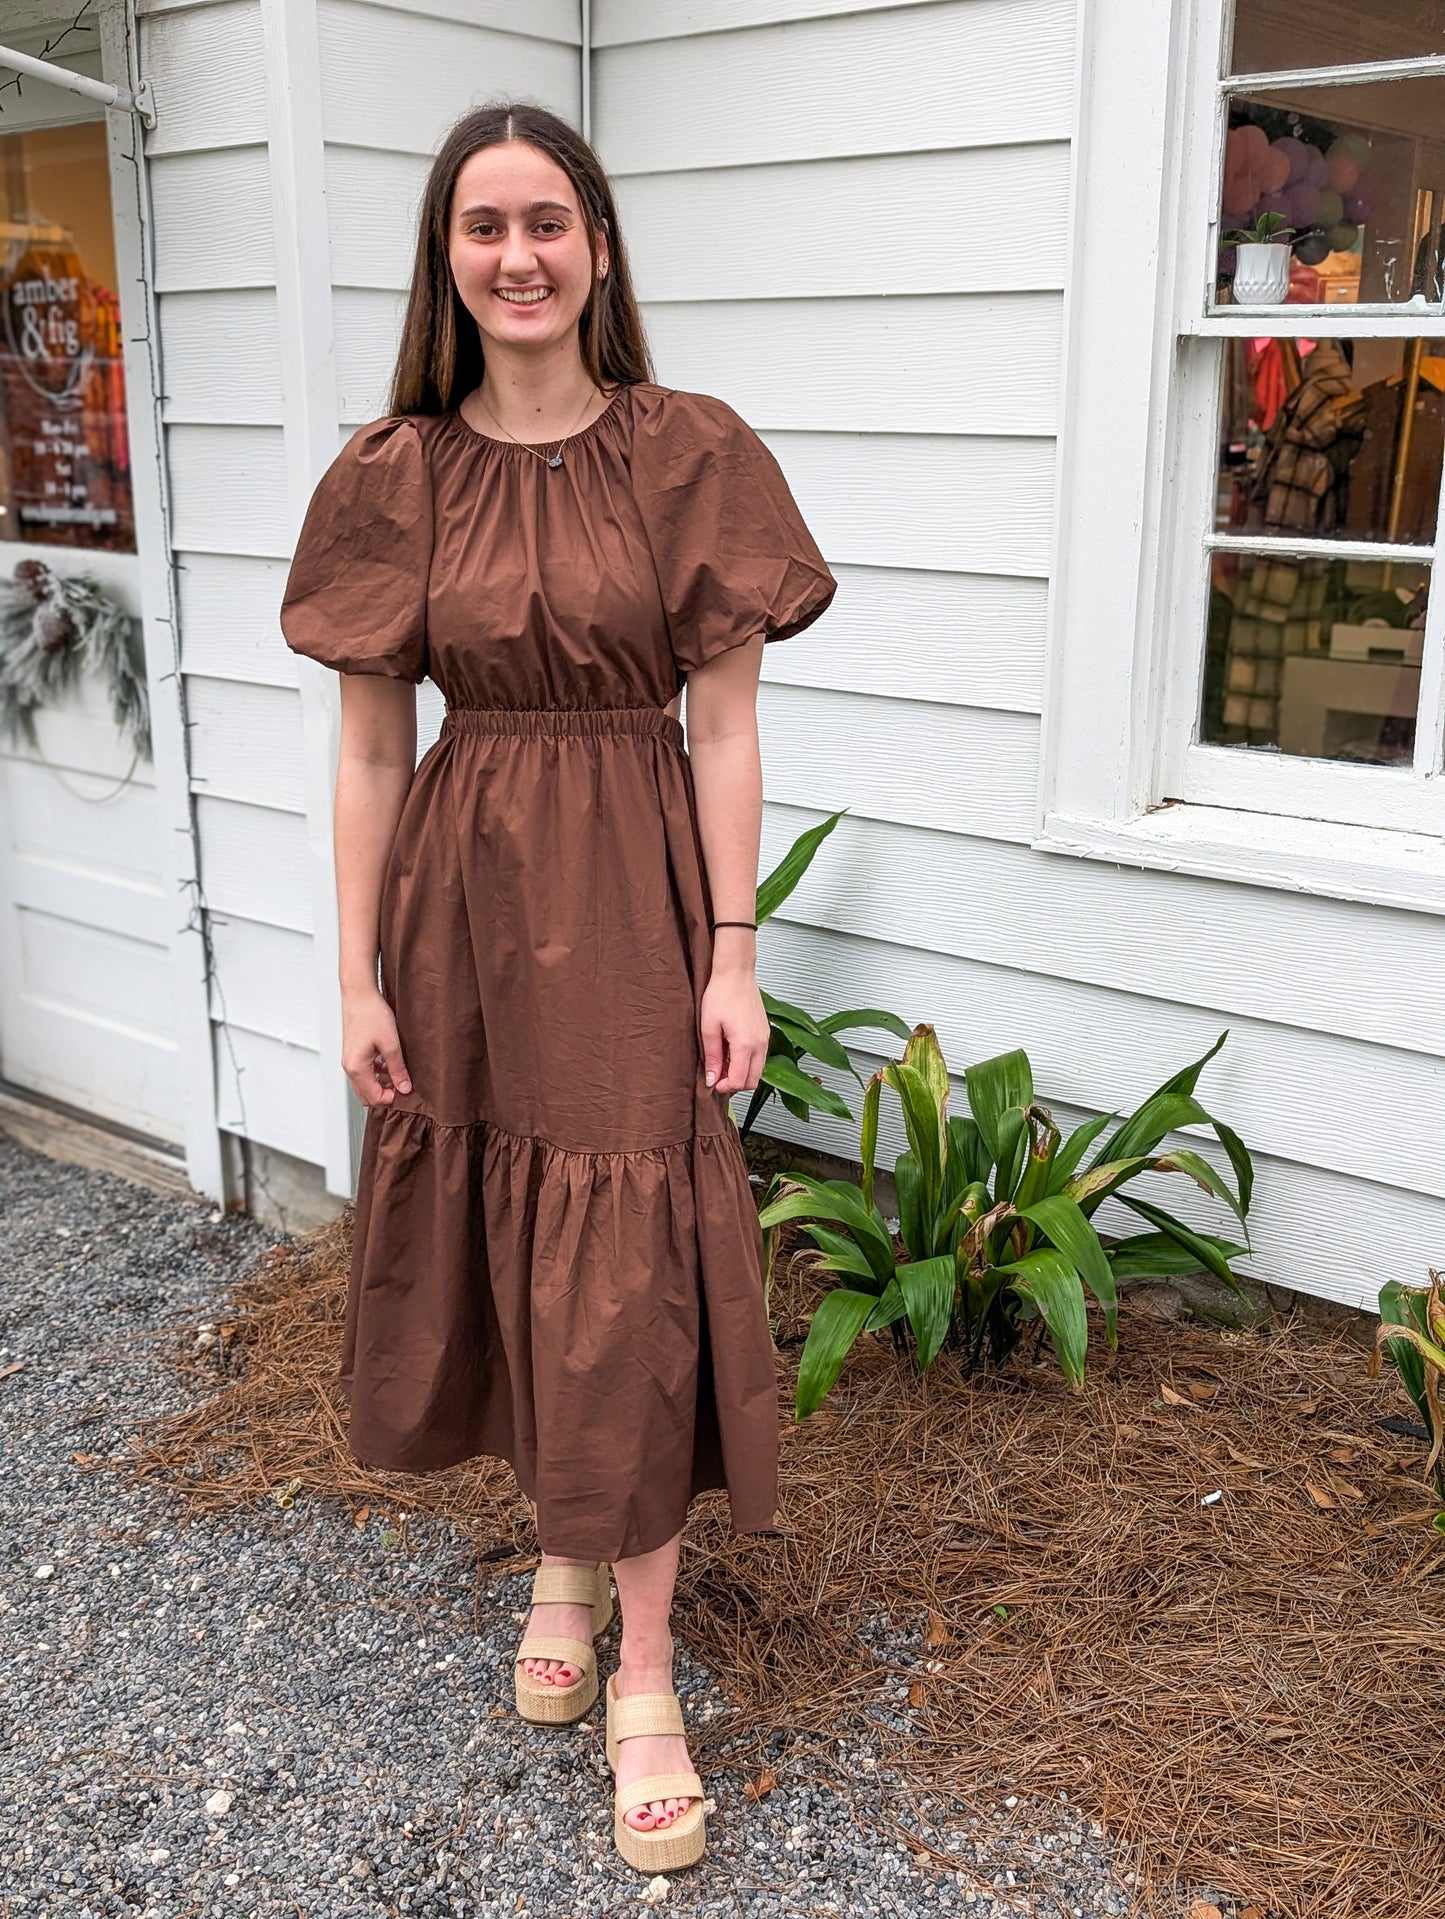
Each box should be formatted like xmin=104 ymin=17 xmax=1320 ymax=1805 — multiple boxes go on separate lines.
xmin=709 ymin=919 xmax=757 ymax=930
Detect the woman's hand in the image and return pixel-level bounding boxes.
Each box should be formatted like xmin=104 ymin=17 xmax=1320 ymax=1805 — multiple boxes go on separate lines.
xmin=342 ymin=987 xmax=413 ymax=1107
xmin=699 ymin=968 xmax=770 ymax=1096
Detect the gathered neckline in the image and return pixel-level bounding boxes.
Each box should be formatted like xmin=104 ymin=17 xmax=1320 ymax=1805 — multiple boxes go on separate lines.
xmin=444 ymin=382 xmax=631 ymax=454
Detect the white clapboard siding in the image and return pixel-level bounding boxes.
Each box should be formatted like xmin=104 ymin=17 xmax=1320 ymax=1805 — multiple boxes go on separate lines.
xmin=187 ymin=680 xmax=307 ymax=814
xmin=758 ymin=918 xmax=1445 ymax=1201
xmin=596 ymin=0 xmax=964 ymax=45
xmin=594 ymin=0 xmax=1075 ymax=175
xmin=159 ymin=290 xmax=286 ymax=423
xmin=642 ymin=294 xmax=1063 ymax=439
xmin=759 ymin=686 xmax=1039 ymax=842
xmin=764 ymin=566 xmax=1046 ymax=715
xmin=325 ymin=148 xmax=433 ymax=290
xmin=166 ymin=425 xmax=292 ymax=557
xmin=334 ymin=287 xmax=411 ymax=417
xmin=138 ymin=0 xmax=269 ymax=155
xmin=148 ymin=148 xmax=276 ymax=292
xmin=178 ymin=555 xmax=299 ymax=687
xmin=5 ymin=768 xmax=172 ymax=948
xmin=195 ymin=798 xmax=314 ymax=935
xmin=206 ymin=917 xmax=320 ymax=1050
xmin=212 ymin=1022 xmax=324 ymax=1163
xmin=758 ymin=430 xmax=1056 ymax=578
xmin=316 ymin=1 xmax=580 ymax=154
xmin=617 ymin=146 xmax=1071 ymax=301
xmin=758 ymin=804 xmax=1445 ymax=1060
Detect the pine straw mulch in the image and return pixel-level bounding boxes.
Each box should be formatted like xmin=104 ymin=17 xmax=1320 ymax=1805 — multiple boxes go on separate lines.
xmin=116 ymin=1206 xmax=1443 ymax=1919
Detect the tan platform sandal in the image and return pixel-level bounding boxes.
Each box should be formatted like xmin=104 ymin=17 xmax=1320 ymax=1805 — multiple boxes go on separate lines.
xmin=604 ymin=1670 xmax=707 ymax=1872
xmin=513 ymin=1559 xmax=613 ymax=1724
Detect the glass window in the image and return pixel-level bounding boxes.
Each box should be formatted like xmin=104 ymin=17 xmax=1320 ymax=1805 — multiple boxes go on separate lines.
xmin=0 ymin=121 xmax=135 ymax=552
xmin=1230 ymin=0 xmax=1445 ymax=77
xmin=1216 ymin=79 xmax=1445 ymax=310
xmin=1202 ymin=550 xmax=1426 ymax=762
xmin=1216 ymin=335 xmax=1444 ymax=544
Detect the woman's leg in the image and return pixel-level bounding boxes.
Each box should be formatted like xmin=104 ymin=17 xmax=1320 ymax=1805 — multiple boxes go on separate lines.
xmin=610 ymin=1526 xmax=698 ymax=1832
xmin=519 ymin=1495 xmax=596 ymax=1691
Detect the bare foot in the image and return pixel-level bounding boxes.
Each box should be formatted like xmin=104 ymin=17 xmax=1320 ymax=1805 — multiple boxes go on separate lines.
xmin=612 ymin=1649 xmax=699 ymax=1833
xmin=519 ymin=1555 xmax=596 ymax=1690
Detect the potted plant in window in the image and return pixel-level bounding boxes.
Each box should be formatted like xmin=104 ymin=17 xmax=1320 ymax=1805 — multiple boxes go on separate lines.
xmin=1222 ymin=209 xmax=1302 ymax=305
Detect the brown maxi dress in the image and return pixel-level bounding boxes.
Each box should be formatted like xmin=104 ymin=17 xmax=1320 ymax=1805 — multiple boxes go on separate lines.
xmin=278 ymin=380 xmax=837 ymax=1563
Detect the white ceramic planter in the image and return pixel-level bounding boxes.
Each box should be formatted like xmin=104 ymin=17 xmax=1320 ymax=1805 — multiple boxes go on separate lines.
xmin=1232 ymin=241 xmax=1291 ymax=304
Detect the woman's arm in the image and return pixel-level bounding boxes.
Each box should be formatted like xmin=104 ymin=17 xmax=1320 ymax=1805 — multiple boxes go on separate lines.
xmin=334 ymin=677 xmax=418 ymax=1106
xmin=682 ymin=636 xmax=773 ymax=1097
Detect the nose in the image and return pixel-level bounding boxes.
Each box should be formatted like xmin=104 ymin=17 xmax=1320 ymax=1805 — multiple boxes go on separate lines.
xmin=499 ymin=220 xmax=540 ymax=279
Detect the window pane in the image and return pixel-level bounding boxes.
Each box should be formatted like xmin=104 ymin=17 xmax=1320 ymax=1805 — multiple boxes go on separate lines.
xmin=1217 ymin=81 xmax=1445 ymax=306
xmin=1218 ymin=335 xmax=1444 ymax=544
xmin=0 ymin=122 xmax=136 ymax=552
xmin=1230 ymin=0 xmax=1445 ymax=76
xmin=1202 ymin=551 xmax=1425 ymax=764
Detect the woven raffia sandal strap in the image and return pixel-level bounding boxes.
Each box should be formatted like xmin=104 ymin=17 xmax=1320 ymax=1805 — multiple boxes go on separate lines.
xmin=516 ymin=1634 xmax=595 ymax=1671
xmin=615 ymin=1770 xmax=704 ymax=1818
xmin=529 ymin=1562 xmax=604 ymax=1607
xmin=608 ymin=1689 xmax=684 ymax=1742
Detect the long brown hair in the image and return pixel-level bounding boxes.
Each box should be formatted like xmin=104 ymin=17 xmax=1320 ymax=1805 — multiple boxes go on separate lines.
xmin=386 ymin=101 xmax=654 ymax=417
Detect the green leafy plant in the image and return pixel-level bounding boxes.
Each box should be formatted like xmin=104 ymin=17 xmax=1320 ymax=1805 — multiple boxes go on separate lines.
xmin=1371 ymin=1272 xmax=1445 ymax=1524
xmin=735 ymin=807 xmax=913 ymax=1138
xmin=1222 ymin=209 xmax=1302 ymax=246
xmin=758 ymin=1024 xmax=1254 ymax=1418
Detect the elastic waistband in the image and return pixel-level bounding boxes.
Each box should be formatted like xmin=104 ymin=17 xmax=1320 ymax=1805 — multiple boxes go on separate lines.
xmin=441 ymin=704 xmax=683 ymax=747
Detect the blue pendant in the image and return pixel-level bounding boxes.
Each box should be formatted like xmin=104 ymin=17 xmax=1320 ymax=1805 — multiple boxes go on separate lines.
xmin=547 ymin=452 xmax=563 ymax=469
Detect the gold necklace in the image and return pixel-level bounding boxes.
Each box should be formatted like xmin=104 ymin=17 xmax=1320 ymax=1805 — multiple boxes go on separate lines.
xmin=475 ymin=386 xmax=610 ymax=469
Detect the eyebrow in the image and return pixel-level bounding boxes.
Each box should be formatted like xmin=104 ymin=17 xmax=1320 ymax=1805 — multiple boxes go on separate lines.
xmin=456 ymin=199 xmax=574 ymax=219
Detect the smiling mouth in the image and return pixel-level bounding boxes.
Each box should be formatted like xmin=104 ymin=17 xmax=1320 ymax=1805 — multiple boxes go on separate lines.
xmin=494 ymin=288 xmax=553 ymax=305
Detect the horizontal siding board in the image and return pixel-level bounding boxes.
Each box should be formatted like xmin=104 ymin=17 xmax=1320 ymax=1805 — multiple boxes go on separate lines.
xmin=758 ymin=920 xmax=1445 ymax=1200
xmin=140 ymin=0 xmax=269 ymax=155
xmin=758 ymin=686 xmax=1038 ymax=841
xmin=616 ymin=146 xmax=1071 ymax=298
xmin=769 ymin=430 xmax=1056 ymax=578
xmin=333 ymin=0 xmax=579 ymax=36
xmin=207 ymin=916 xmax=319 ymax=1048
xmin=334 ymin=286 xmax=409 ymax=419
xmin=760 ymin=806 xmax=1445 ymax=1057
xmin=765 ymin=565 xmax=1046 ymax=714
xmin=166 ymin=426 xmax=291 ymax=557
xmin=148 ymin=148 xmax=275 ymax=292
xmin=159 ymin=290 xmax=285 ymax=422
xmin=316 ymin=0 xmax=579 ymax=153
xmin=178 ymin=554 xmax=297 ymax=686
xmin=595 ymin=0 xmax=953 ymax=45
xmin=187 ymin=679 xmax=306 ymax=813
xmin=594 ymin=0 xmax=1075 ymax=172
xmin=213 ymin=1022 xmax=323 ymax=1160
xmin=196 ymin=798 xmax=314 ymax=933
xmin=643 ymin=293 xmax=1063 ymax=438
xmin=326 ymin=148 xmax=431 ymax=290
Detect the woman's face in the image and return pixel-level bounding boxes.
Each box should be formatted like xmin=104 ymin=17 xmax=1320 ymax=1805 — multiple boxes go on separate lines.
xmin=447 ymin=140 xmax=605 ymax=359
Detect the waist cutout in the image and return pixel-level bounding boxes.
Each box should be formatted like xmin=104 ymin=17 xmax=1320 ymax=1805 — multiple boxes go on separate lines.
xmin=441 ymin=704 xmax=683 ymax=747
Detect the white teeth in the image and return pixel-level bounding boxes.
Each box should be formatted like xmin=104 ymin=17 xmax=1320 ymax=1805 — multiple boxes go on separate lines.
xmin=496 ymin=289 xmax=551 ymax=304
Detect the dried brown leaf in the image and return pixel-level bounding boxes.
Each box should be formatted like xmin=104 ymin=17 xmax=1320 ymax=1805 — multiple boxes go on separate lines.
xmin=1304 ymin=1481 xmax=1339 ymax=1509
xmin=743 ymin=1770 xmax=777 ymax=1802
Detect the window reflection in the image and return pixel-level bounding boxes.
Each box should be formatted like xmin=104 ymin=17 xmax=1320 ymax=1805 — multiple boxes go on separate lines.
xmin=1230 ymin=0 xmax=1445 ymax=77
xmin=1218 ymin=335 xmax=1443 ymax=545
xmin=0 ymin=122 xmax=135 ymax=552
xmin=1203 ymin=551 xmax=1425 ymax=763
xmin=1217 ymin=83 xmax=1445 ymax=308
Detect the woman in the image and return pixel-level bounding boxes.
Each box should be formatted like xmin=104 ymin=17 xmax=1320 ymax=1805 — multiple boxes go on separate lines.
xmin=279 ymin=101 xmax=836 ymax=1874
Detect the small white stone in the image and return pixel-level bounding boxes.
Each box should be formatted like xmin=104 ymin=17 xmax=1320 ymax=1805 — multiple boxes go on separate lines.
xmin=641 ymin=1874 xmax=671 ymax=1904
xmin=223 ymin=1874 xmax=240 ymax=1888
xmin=205 ymin=1789 xmax=233 ymax=1817
xmin=225 ymin=1722 xmax=248 ymax=1737
xmin=148 ymin=1848 xmax=170 ymax=1865
xmin=33 ymin=1564 xmax=54 ymax=1580
xmin=1004 ymin=1795 xmax=1018 ymax=1808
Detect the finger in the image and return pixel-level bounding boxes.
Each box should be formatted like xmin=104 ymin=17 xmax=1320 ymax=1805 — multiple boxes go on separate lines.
xmin=699 ymin=1014 xmax=725 ymax=1090
xmin=380 ymin=1042 xmax=412 ymax=1096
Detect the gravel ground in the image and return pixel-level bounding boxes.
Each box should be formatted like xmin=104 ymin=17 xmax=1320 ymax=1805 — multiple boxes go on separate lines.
xmin=0 ymin=1130 xmax=1211 ymax=1919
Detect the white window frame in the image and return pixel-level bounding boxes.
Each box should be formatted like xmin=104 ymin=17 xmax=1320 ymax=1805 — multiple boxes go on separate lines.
xmin=1038 ymin=0 xmax=1445 ymax=915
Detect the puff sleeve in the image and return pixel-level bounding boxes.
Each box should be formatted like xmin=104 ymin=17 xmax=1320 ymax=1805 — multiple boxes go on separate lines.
xmin=632 ymin=390 xmax=837 ymax=678
xmin=279 ymin=415 xmax=433 ymax=684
